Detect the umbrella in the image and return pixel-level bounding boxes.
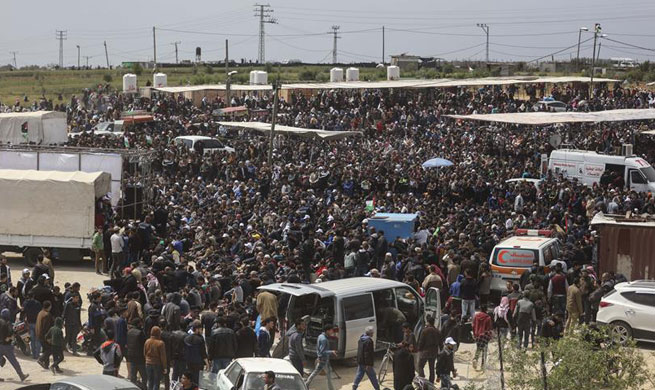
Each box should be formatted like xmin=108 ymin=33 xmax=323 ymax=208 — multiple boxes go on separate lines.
xmin=422 ymin=157 xmax=454 ymax=169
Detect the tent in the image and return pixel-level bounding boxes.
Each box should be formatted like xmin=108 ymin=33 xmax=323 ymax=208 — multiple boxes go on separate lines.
xmin=0 ymin=111 xmax=67 ymax=145
xmin=447 ymin=108 xmax=655 ymax=125
xmin=218 ymin=121 xmax=362 ymax=140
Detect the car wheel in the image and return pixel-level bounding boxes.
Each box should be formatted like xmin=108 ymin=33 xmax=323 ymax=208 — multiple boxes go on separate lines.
xmin=610 ymin=321 xmax=633 ymax=344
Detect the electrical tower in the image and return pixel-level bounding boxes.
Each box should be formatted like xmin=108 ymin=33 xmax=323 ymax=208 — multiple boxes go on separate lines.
xmin=254 ymin=4 xmax=276 ymax=64
xmin=9 ymin=51 xmax=17 ymax=68
xmin=172 ymin=41 xmax=181 ymax=64
xmin=476 ymin=23 xmax=489 ymax=64
xmin=329 ymin=25 xmax=340 ymax=64
xmin=55 ymin=30 xmax=67 ymax=68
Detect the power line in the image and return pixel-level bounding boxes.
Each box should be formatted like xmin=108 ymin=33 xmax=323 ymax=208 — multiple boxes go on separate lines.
xmin=601 ymin=36 xmax=655 ymax=52
xmin=527 ymin=36 xmax=594 ymax=63
xmin=427 ymin=42 xmax=485 ymax=58
xmin=55 ymin=30 xmax=67 ymax=67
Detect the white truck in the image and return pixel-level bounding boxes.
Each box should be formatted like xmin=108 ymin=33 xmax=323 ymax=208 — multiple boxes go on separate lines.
xmin=0 ymin=169 xmax=111 ymax=266
xmin=547 ymin=146 xmax=655 ymax=193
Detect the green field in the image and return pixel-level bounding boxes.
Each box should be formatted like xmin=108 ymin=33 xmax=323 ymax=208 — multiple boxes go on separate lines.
xmin=0 ymin=63 xmax=500 ymax=107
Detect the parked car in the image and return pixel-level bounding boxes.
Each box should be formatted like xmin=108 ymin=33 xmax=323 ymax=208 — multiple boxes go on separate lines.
xmin=17 ymin=375 xmax=139 ymax=390
xmin=536 ymin=100 xmax=567 ymax=112
xmin=200 ymin=358 xmax=307 ymax=390
xmin=597 ymin=280 xmax=655 ymax=344
xmin=174 ymin=135 xmax=235 ymax=154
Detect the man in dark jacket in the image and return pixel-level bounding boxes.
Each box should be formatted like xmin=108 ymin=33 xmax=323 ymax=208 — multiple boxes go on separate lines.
xmin=126 ymin=319 xmax=147 ymax=388
xmin=170 ymin=328 xmax=188 ymax=382
xmin=235 ymin=319 xmax=257 ymax=358
xmin=36 ymin=300 xmax=54 ymax=369
xmin=417 ymin=315 xmax=441 ymax=383
xmin=436 ymin=337 xmax=458 ymax=389
xmin=0 ymin=309 xmax=29 ymax=381
xmin=287 ymin=319 xmax=306 ymax=375
xmin=208 ymin=317 xmax=237 ymax=372
xmin=23 ymin=291 xmax=42 ymax=359
xmin=162 ymin=293 xmax=182 ymax=331
xmin=184 ymin=321 xmax=208 ymax=384
xmin=63 ymin=294 xmax=82 ymax=355
xmin=393 ymin=343 xmax=415 ymax=390
xmin=352 ymin=326 xmax=380 ymax=390
xmin=459 ymin=270 xmax=477 ymax=321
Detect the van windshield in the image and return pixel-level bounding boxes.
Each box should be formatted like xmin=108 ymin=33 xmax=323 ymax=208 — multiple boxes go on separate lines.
xmin=640 ymin=166 xmax=655 ymax=182
xmin=492 ymin=248 xmax=539 ymax=268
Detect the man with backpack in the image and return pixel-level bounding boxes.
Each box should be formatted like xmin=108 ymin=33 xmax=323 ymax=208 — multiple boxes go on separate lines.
xmin=95 ymin=328 xmax=123 ymax=376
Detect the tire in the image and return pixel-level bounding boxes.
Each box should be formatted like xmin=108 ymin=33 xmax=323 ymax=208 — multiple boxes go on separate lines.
xmin=23 ymin=247 xmax=43 ymax=267
xmin=610 ymin=321 xmax=633 ymax=345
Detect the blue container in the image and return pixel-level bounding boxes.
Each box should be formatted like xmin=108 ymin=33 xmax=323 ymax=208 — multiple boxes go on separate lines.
xmin=367 ymin=213 xmax=418 ymax=242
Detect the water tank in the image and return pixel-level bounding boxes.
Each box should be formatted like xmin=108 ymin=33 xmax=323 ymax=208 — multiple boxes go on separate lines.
xmin=153 ymin=73 xmax=167 ymax=88
xmin=346 ymin=67 xmax=359 ymax=81
xmin=387 ymin=65 xmax=400 ymax=80
xmin=330 ymin=67 xmax=344 ymax=82
xmin=122 ymin=73 xmax=137 ymax=93
xmin=254 ymin=71 xmax=268 ymax=85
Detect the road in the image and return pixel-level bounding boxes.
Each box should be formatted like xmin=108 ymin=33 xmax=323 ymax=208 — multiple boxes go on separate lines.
xmin=0 ymin=254 xmax=499 ymax=389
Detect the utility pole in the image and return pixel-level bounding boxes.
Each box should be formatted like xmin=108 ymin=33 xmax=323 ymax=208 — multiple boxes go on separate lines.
xmin=254 ymin=4 xmax=276 ymax=64
xmin=83 ymin=56 xmax=91 ymax=68
xmin=55 ymin=30 xmax=67 ymax=68
xmin=267 ymin=80 xmax=280 ymax=166
xmin=330 ymin=25 xmax=340 ymax=64
xmin=153 ymin=27 xmax=157 ymax=69
xmin=172 ymin=41 xmax=181 ymax=64
xmin=104 ymin=41 xmax=110 ymax=68
xmin=476 ymin=23 xmax=489 ymax=64
xmin=225 ymin=39 xmax=231 ymax=105
xmin=589 ymin=23 xmax=601 ymax=97
xmin=382 ymin=26 xmax=385 ymax=65
xmin=576 ymin=27 xmax=588 ymax=71
xmin=9 ymin=51 xmax=17 ymax=69
xmin=76 ymin=45 xmax=80 ymax=68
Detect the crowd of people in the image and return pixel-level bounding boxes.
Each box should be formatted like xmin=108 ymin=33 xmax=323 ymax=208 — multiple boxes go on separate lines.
xmin=0 ymin=78 xmax=654 ymax=389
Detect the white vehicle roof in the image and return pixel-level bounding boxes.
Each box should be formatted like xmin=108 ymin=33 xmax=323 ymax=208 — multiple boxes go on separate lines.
xmin=494 ymin=235 xmax=557 ymax=250
xmin=614 ymin=280 xmax=655 ymax=292
xmin=506 ymin=178 xmax=541 ymax=184
xmin=175 ymin=135 xmax=213 ymax=141
xmin=550 ymin=149 xmax=651 ymax=167
xmin=258 ymin=277 xmax=411 ymax=297
xmin=235 ymin=358 xmax=302 ymax=374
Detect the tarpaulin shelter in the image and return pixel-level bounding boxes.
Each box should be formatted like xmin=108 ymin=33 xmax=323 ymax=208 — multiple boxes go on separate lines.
xmin=447 ymin=108 xmax=655 ymax=125
xmin=218 ymin=121 xmax=362 ymax=140
xmin=0 ymin=111 xmax=67 ymax=144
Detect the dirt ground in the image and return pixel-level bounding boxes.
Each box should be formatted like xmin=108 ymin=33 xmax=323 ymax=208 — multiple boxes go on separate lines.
xmin=0 ymin=255 xmax=650 ymax=390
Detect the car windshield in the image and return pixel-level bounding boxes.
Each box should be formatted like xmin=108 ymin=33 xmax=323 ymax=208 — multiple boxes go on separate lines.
xmin=244 ymin=373 xmax=305 ymax=390
xmin=203 ymin=139 xmax=224 ymax=149
xmin=640 ymin=166 xmax=655 ymax=182
xmin=95 ymin=122 xmax=111 ymax=132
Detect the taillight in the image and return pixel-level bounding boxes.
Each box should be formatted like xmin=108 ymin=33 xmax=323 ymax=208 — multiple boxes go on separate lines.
xmin=599 ymin=301 xmax=612 ymax=308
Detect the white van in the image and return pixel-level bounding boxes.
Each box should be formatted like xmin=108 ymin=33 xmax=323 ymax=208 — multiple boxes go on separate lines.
xmin=548 ymin=148 xmax=655 ymax=193
xmin=489 ymin=229 xmax=561 ymax=295
xmin=258 ymin=277 xmax=441 ymax=359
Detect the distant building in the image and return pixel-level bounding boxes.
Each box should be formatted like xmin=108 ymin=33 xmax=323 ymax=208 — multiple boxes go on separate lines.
xmin=390 ymin=54 xmax=421 ymax=71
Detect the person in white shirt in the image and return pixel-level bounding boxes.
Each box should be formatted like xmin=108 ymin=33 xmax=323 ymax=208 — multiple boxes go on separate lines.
xmin=110 ymin=227 xmax=124 ymax=279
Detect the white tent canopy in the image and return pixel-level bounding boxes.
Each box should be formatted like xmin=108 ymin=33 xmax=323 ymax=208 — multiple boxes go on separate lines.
xmin=153 ymin=76 xmax=619 ymax=94
xmin=447 ymin=108 xmax=655 ymax=125
xmin=0 ymin=111 xmax=67 ymax=145
xmin=218 ymin=121 xmax=362 ymax=140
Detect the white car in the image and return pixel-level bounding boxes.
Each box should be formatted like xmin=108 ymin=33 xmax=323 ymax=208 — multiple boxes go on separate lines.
xmin=597 ymin=280 xmax=655 ymax=344
xmin=200 ymin=358 xmax=307 ymax=390
xmin=174 ymin=135 xmax=235 ymax=154
xmin=19 ymin=375 xmax=140 ymax=390
xmin=536 ymin=100 xmax=567 ymax=112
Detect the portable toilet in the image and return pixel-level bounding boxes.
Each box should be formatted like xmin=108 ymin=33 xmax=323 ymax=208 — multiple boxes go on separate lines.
xmin=254 ymin=71 xmax=268 ymax=85
xmin=153 ymin=73 xmax=167 ymax=88
xmin=387 ymin=65 xmax=400 ymax=80
xmin=346 ymin=67 xmax=359 ymax=81
xmin=330 ymin=67 xmax=344 ymax=82
xmin=249 ymin=70 xmax=258 ymax=85
xmin=122 ymin=73 xmax=137 ymax=93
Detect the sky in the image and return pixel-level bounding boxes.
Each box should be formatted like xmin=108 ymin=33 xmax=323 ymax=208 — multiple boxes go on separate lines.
xmin=1 ymin=0 xmax=655 ymax=68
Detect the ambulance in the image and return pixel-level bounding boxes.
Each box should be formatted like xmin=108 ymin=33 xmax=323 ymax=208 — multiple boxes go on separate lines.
xmin=489 ymin=229 xmax=561 ymax=296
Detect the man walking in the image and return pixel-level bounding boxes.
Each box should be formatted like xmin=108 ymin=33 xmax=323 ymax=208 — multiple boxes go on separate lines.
xmin=63 ymin=294 xmax=82 ymax=355
xmin=472 ymin=305 xmax=493 ymax=370
xmin=287 ymin=319 xmax=306 ymax=375
xmin=184 ymin=320 xmax=208 ymax=384
xmin=305 ymin=325 xmax=336 ymax=390
xmin=566 ymin=277 xmax=583 ymax=333
xmin=352 ymin=326 xmax=380 ymax=390
xmin=110 ymin=227 xmax=124 ymax=279
xmin=417 ymin=315 xmax=441 ymax=383
xmin=257 ymin=317 xmax=275 ymax=358
xmin=208 ymin=317 xmax=237 ymax=372
xmin=36 ymin=300 xmax=54 ymax=369
xmin=92 ymin=226 xmax=105 ymax=275
xmin=514 ymin=294 xmax=536 ymax=349
xmin=0 ymin=309 xmax=29 ymax=382
xmin=436 ymin=338 xmax=458 ymax=389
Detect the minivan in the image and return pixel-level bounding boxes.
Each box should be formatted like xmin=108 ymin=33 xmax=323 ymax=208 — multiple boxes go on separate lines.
xmin=258 ymin=277 xmax=441 ymax=359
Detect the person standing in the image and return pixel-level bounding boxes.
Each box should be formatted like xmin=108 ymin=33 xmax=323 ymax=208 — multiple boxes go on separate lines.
xmin=36 ymin=300 xmax=54 ymax=369
xmin=436 ymin=338 xmax=458 ymax=389
xmin=287 ymin=319 xmax=306 ymax=375
xmin=23 ymin=291 xmax=42 ymax=359
xmin=42 ymin=250 xmax=55 ymax=282
xmin=352 ymin=326 xmax=380 ymax=390
xmin=127 ymin=319 xmax=147 ymax=388
xmin=566 ymin=278 xmax=583 ymax=333
xmin=208 ymin=317 xmax=237 ymax=372
xmin=144 ymin=326 xmax=167 ymax=390
xmin=256 ymin=290 xmax=278 ymax=324
xmin=513 ymin=294 xmax=536 ymax=349
xmin=393 ymin=343 xmax=415 ymax=390
xmin=45 ymin=317 xmax=65 ymax=374
xmin=257 ymin=317 xmax=275 ymax=358
xmin=235 ymin=319 xmax=257 ymax=358
xmin=417 ymin=315 xmax=441 ymax=383
xmin=96 ymin=329 xmax=122 ymax=376
xmin=0 ymin=309 xmax=29 ymax=382
xmin=92 ymin=226 xmax=105 ymax=275
xmin=110 ymin=227 xmax=125 ymax=279
xmin=459 ymin=270 xmax=477 ymax=322
xmin=305 ymin=325 xmax=337 ymax=390
xmin=63 ymin=294 xmax=82 ymax=354
xmin=472 ymin=305 xmax=493 ymax=370
xmin=184 ymin=320 xmax=208 ymax=384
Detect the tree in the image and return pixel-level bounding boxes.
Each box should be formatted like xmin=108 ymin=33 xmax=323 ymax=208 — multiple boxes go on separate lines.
xmin=503 ymin=325 xmax=651 ymax=390
xmin=103 ymin=73 xmax=113 ymax=83
xmin=131 ymin=62 xmax=143 ymax=76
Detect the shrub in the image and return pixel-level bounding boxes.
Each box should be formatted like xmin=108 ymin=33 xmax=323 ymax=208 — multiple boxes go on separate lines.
xmin=103 ymin=73 xmax=113 ymax=83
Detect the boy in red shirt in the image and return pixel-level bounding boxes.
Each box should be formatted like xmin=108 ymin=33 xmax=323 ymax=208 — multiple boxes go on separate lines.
xmin=472 ymin=305 xmax=493 ymax=370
